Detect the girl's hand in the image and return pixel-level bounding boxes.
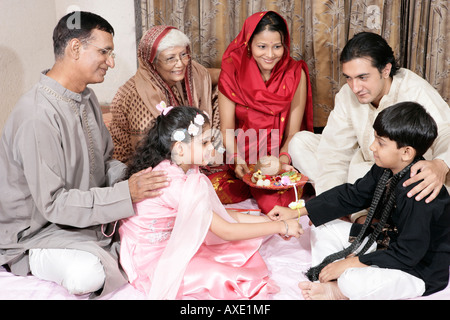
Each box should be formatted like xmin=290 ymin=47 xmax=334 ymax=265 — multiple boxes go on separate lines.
xmin=267 ymin=205 xmax=298 ymax=221
xmin=282 ymin=219 xmax=304 ymax=239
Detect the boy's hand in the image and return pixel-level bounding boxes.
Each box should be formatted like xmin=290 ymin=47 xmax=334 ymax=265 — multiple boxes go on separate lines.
xmin=319 ymin=256 xmax=367 ymax=282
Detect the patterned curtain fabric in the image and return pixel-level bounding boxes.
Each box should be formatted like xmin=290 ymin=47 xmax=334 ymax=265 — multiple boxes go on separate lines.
xmin=137 ymin=0 xmax=449 ymax=128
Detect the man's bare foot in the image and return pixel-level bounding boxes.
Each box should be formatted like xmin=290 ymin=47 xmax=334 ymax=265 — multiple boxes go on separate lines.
xmin=298 ymin=281 xmax=348 ymax=300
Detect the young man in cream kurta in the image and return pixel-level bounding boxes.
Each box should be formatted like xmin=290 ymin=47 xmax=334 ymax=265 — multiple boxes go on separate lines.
xmin=289 ymin=32 xmax=450 ymax=222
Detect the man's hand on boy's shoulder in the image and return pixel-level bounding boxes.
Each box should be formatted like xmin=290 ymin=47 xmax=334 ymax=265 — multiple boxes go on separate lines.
xmin=403 ymin=159 xmax=449 ymax=203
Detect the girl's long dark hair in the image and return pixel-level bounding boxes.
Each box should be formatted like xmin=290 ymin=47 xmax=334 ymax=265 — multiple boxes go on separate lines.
xmin=126 ymin=106 xmax=210 ymax=179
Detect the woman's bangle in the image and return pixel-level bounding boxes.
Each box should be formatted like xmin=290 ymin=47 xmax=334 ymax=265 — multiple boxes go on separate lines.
xmin=282 ymin=220 xmax=289 ymax=238
xmin=279 ymin=152 xmax=292 ymax=165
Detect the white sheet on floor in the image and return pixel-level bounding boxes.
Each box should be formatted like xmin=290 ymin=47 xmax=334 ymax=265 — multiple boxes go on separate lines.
xmin=0 ymin=198 xmax=448 ymax=300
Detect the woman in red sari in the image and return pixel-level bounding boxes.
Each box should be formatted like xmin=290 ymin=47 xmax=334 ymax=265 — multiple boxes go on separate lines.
xmin=216 ymin=11 xmax=313 ymax=212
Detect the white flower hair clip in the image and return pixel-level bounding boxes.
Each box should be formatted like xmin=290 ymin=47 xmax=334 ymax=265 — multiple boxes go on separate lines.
xmin=194 ymin=113 xmax=205 ymax=126
xmin=172 ymin=113 xmax=206 ymax=142
xmin=186 ymin=113 xmax=206 ymax=137
xmin=172 ymin=130 xmax=186 ymax=142
xmin=156 ymin=101 xmax=174 ymax=116
xmin=187 ymin=121 xmax=200 ymax=136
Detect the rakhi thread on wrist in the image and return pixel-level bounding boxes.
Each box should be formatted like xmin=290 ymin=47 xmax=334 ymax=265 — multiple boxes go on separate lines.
xmin=289 ymin=200 xmax=305 ymax=222
xmin=288 ymin=180 xmax=305 ymax=222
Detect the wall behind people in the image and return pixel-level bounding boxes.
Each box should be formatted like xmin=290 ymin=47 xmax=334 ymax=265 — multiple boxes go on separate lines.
xmin=0 ymin=0 xmax=54 ymax=132
xmin=0 ymin=0 xmax=137 ymax=133
xmin=138 ymin=0 xmax=450 ymax=130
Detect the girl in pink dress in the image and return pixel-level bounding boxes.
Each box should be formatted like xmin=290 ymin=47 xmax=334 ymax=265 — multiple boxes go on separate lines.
xmin=119 ymin=104 xmax=302 ymax=299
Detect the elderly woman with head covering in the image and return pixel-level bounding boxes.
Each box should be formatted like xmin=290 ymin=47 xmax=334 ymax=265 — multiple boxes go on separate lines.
xmin=109 ymin=26 xmax=219 ymax=164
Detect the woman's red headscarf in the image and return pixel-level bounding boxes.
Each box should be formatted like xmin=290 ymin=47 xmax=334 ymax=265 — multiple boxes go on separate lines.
xmin=218 ymin=11 xmax=313 ymax=163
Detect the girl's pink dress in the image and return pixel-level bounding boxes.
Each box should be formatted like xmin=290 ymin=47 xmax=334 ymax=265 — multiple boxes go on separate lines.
xmin=119 ymin=160 xmax=277 ymax=299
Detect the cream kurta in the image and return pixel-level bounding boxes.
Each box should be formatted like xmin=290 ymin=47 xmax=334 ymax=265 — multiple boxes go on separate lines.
xmin=290 ymin=68 xmax=450 ymax=196
xmin=0 ymin=73 xmax=134 ymax=298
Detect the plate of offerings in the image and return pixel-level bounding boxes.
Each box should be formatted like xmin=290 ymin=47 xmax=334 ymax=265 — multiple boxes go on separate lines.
xmin=243 ymin=169 xmax=309 ymax=190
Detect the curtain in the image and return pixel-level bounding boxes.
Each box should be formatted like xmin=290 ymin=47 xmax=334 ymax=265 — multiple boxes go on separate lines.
xmin=137 ymin=0 xmax=449 ymax=128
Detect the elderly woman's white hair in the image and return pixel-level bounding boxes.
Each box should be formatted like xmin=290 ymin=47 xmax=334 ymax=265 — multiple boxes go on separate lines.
xmin=155 ymin=28 xmax=191 ymax=60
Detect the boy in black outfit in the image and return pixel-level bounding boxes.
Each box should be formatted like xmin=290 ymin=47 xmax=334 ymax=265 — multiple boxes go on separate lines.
xmin=269 ymin=101 xmax=450 ymax=299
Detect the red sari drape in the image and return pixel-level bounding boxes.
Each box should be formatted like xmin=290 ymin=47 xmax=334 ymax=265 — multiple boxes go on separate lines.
xmin=215 ymin=11 xmax=313 ymax=212
xmin=218 ymin=11 xmax=313 ymax=164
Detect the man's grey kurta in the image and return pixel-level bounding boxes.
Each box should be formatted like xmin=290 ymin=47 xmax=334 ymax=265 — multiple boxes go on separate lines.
xmin=0 ymin=73 xmax=135 ymax=298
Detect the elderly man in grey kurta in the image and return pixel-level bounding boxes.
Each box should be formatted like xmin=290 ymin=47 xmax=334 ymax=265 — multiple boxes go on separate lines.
xmin=0 ymin=11 xmax=169 ymax=298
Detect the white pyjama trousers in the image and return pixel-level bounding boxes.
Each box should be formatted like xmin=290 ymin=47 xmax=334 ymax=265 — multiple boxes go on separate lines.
xmin=29 ymin=248 xmax=106 ymax=295
xmin=310 ymin=219 xmax=426 ymax=300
